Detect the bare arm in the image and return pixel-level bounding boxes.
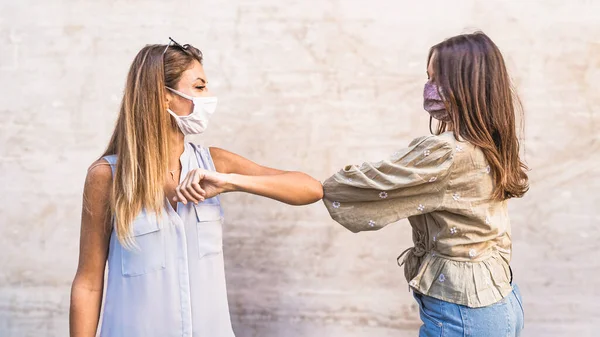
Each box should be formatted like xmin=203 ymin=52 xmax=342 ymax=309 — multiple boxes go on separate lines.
xmin=213 ymin=147 xmax=323 ymax=205
xmin=69 ymin=160 xmax=112 ymax=337
xmin=223 ymin=171 xmax=322 ymax=205
xmin=174 ymin=147 xmax=323 ymax=206
xmin=210 ymin=147 xmax=286 ymax=176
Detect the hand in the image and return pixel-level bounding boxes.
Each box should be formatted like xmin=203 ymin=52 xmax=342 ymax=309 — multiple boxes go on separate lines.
xmin=173 ymin=169 xmax=229 ymax=205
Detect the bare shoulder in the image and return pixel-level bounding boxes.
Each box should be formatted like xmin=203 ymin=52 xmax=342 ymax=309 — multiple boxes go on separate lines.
xmin=87 ymin=158 xmax=112 ymax=183
xmin=84 ymin=158 xmax=113 ymax=201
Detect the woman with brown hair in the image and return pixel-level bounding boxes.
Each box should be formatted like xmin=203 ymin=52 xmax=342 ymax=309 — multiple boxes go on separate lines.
xmin=69 ymin=38 xmax=323 ymax=337
xmin=323 ymin=32 xmax=527 ymax=336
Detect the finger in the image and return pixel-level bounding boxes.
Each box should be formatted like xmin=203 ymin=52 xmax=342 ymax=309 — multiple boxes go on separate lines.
xmin=191 ymin=186 xmax=206 ymax=202
xmin=175 ymin=185 xmax=187 ymax=205
xmin=191 ymin=170 xmax=206 ymax=198
xmin=178 ymin=174 xmax=192 ymax=201
xmin=181 ymin=184 xmax=198 ymax=204
xmin=179 ymin=172 xmax=200 ymax=204
xmin=195 ymin=182 xmax=206 ymax=197
xmin=191 ymin=183 xmax=206 ymax=201
xmin=185 ymin=180 xmax=203 ymax=204
xmin=185 ymin=171 xmax=204 ymax=203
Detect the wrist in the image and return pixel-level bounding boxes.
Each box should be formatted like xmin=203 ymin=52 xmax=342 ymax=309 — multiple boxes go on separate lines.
xmin=221 ymin=173 xmax=239 ymax=193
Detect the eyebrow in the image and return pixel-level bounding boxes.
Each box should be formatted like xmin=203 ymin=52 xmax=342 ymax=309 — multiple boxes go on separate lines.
xmin=196 ymin=77 xmax=207 ymax=84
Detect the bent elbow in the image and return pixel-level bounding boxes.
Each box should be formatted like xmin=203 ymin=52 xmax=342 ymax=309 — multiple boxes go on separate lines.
xmin=301 ymin=179 xmax=323 ymax=205
xmin=313 ymin=182 xmax=324 ymax=201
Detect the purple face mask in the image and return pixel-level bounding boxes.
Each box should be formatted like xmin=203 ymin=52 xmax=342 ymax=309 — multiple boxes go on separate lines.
xmin=423 ymin=81 xmax=451 ymax=122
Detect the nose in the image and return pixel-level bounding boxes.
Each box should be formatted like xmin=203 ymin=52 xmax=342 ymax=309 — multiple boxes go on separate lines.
xmin=201 ymin=87 xmax=214 ymax=97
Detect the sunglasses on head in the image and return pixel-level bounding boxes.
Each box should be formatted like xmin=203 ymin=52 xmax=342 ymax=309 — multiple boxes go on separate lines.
xmin=162 ymin=37 xmax=202 ymax=59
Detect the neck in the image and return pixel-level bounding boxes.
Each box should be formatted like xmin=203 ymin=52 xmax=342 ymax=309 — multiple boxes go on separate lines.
xmin=168 ymin=130 xmax=185 ymax=170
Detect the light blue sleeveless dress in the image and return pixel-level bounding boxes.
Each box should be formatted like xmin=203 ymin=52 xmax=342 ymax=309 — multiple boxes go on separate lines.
xmin=99 ymin=143 xmax=235 ymax=337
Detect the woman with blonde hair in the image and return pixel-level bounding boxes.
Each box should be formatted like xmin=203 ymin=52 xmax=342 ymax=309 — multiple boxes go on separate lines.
xmin=69 ymin=38 xmax=323 ymax=337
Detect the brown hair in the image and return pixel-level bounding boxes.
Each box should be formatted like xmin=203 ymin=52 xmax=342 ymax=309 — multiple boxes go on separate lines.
xmin=428 ymin=32 xmax=529 ymax=200
xmin=102 ymin=43 xmax=203 ymax=245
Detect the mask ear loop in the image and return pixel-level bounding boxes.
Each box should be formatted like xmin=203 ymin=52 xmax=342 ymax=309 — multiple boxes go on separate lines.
xmin=429 ymin=116 xmax=434 ymax=135
xmin=165 ymin=87 xmax=194 ymax=101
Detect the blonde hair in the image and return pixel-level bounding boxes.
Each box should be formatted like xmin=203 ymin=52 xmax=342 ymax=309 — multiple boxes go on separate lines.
xmin=102 ymin=43 xmax=203 ymax=246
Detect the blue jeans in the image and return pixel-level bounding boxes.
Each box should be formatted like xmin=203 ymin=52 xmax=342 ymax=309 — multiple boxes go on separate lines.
xmin=413 ymin=284 xmax=525 ymax=337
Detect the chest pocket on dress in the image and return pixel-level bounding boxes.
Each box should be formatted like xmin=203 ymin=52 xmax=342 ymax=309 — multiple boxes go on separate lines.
xmin=121 ymin=211 xmax=166 ymax=277
xmin=194 ymin=203 xmax=223 ymax=259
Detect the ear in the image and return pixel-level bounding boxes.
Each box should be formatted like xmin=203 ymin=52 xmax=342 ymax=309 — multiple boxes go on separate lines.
xmin=164 ymin=90 xmax=174 ymax=110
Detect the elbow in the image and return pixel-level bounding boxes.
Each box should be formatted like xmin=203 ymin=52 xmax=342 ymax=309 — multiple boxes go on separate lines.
xmin=309 ymin=180 xmax=324 ymax=203
xmin=292 ymin=179 xmax=323 ymax=205
xmin=313 ymin=181 xmax=324 ymax=201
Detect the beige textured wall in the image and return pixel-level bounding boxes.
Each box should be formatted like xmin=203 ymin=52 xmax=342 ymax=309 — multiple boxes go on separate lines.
xmin=1 ymin=1 xmax=599 ymax=336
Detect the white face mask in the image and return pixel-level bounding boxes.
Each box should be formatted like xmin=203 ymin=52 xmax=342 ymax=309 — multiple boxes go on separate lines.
xmin=166 ymin=87 xmax=218 ymax=135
